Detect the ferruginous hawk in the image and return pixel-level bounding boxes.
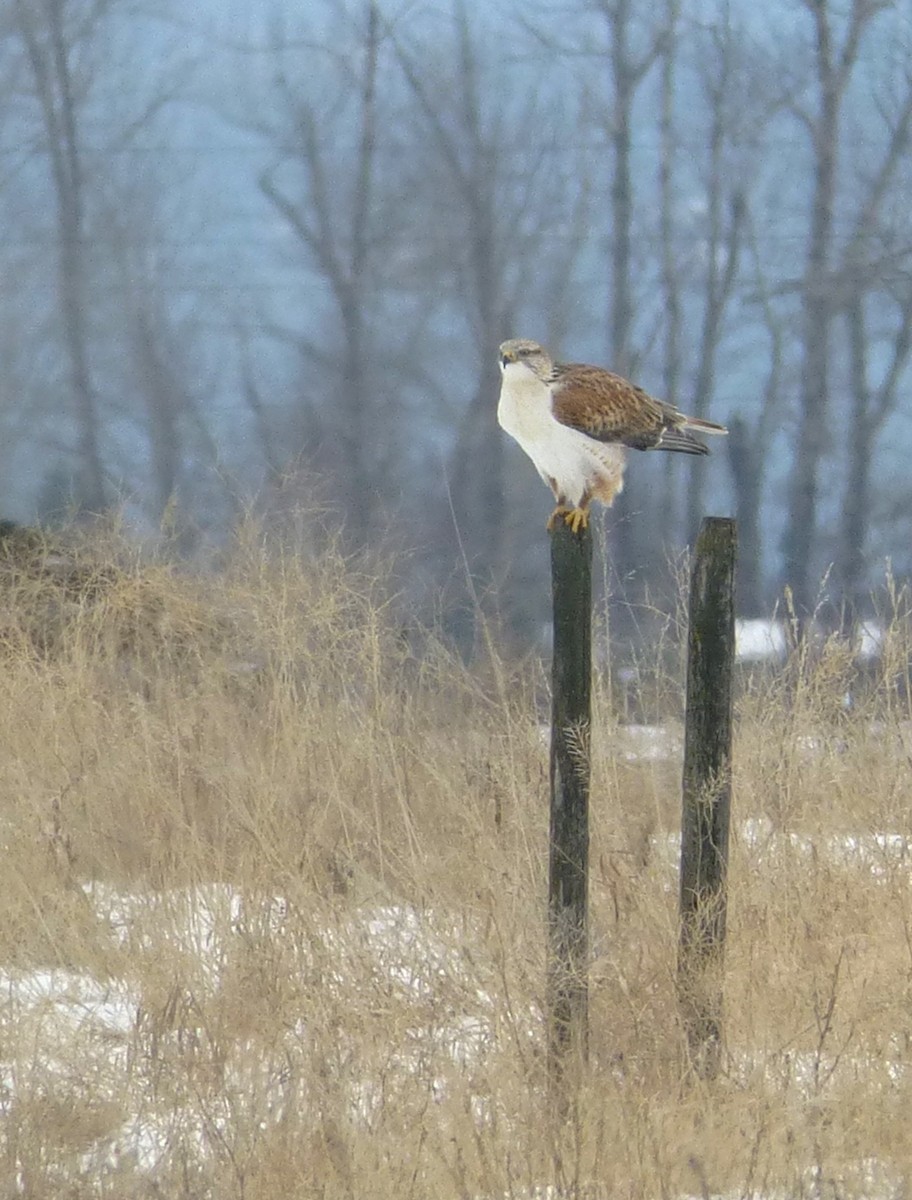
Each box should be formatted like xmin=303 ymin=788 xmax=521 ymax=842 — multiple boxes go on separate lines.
xmin=497 ymin=338 xmax=727 ymax=533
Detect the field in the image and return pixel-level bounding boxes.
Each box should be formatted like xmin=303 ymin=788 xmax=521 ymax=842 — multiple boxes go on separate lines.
xmin=1 ymin=524 xmax=911 ymax=1198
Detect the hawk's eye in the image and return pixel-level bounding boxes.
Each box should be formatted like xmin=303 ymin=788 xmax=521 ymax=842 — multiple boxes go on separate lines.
xmin=517 ymin=347 xmax=530 ymax=357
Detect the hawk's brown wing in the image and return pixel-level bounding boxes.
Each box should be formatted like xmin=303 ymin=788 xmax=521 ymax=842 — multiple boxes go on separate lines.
xmin=551 ymin=363 xmax=711 ymax=455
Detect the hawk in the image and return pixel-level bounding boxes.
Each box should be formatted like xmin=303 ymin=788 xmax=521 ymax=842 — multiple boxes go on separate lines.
xmin=497 ymin=338 xmax=727 ymax=533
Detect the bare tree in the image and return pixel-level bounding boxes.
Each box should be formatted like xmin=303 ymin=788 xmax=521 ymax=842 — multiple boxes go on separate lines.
xmin=595 ymin=0 xmax=666 ymax=583
xmin=840 ymin=275 xmax=912 ymax=613
xmin=252 ymin=0 xmax=419 ymax=543
xmin=657 ymin=0 xmax=683 ymax=537
xmin=0 ymin=0 xmax=199 ymax=527
xmin=834 ymin=53 xmax=912 ymax=612
xmin=780 ymin=0 xmax=892 ymax=616
xmin=683 ymin=11 xmax=747 ymax=541
xmin=583 ymin=0 xmax=754 ymax=592
xmin=121 ymin=292 xmax=226 ymax=537
xmin=10 ymin=0 xmax=109 ymax=510
xmin=597 ymin=0 xmax=665 ymax=377
xmin=726 ymin=213 xmax=788 ymax=614
xmin=393 ymin=0 xmax=588 ymax=635
xmin=394 ymin=1 xmax=512 ymax=582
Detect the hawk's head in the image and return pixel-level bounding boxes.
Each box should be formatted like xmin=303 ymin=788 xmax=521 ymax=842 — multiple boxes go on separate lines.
xmin=499 ymin=338 xmax=554 ymax=382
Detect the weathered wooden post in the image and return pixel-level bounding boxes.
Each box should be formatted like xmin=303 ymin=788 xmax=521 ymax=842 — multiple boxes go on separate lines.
xmin=548 ymin=518 xmax=592 ymax=1085
xmin=678 ymin=516 xmax=736 ymax=1080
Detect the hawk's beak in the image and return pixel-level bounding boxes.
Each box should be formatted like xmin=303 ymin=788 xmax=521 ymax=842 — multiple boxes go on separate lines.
xmin=499 ymin=351 xmax=514 ymax=368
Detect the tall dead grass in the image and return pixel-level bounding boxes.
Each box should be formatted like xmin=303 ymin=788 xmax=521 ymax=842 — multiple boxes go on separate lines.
xmin=1 ymin=523 xmax=912 ymax=1197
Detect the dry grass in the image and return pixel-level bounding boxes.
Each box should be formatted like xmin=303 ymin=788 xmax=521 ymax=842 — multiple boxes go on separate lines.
xmin=1 ymin=522 xmax=912 ymax=1197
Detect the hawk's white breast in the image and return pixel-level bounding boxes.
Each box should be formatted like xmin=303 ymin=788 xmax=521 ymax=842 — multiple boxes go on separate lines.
xmin=497 ymin=363 xmax=625 ymax=508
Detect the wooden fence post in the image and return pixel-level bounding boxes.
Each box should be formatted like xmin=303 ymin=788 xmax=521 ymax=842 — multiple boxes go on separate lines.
xmin=548 ymin=518 xmax=592 ymax=1085
xmin=678 ymin=516 xmax=737 ymax=1080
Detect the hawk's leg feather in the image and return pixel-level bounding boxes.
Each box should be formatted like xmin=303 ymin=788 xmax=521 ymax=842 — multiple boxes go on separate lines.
xmin=546 ymin=505 xmax=572 ymax=532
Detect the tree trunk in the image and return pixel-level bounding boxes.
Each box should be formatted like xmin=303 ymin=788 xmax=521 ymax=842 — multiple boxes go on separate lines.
xmin=60 ymin=204 xmax=106 ymax=511
xmin=685 ymin=98 xmax=743 ymax=542
xmin=16 ymin=0 xmax=107 ymax=510
xmin=839 ymin=297 xmax=872 ymax=617
xmin=606 ymin=0 xmax=639 ymax=589
xmin=135 ymin=310 xmax=180 ymax=522
xmin=658 ymin=0 xmax=682 ymax=541
xmin=726 ymin=417 xmax=763 ymax=615
xmin=333 ymin=1 xmax=380 ymax=543
xmin=449 ymin=340 xmax=507 ymax=582
xmin=781 ymin=5 xmax=839 ymax=616
xmin=339 ymin=303 xmax=372 ymax=543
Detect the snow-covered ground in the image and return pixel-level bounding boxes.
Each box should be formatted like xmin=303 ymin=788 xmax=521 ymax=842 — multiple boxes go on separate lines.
xmin=0 ymin=802 xmax=907 ymax=1195
xmin=735 ymin=619 xmax=789 ymax=663
xmin=0 ymin=887 xmax=506 ymax=1180
xmin=734 ymin=619 xmax=887 ymax=663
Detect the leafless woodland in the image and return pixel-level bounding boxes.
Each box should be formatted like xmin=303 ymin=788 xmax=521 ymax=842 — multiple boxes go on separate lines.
xmin=1 ymin=0 xmax=911 ymax=645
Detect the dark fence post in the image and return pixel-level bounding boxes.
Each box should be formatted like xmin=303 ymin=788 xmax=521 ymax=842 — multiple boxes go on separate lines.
xmin=548 ymin=519 xmax=592 ymax=1085
xmin=678 ymin=516 xmax=737 ymax=1080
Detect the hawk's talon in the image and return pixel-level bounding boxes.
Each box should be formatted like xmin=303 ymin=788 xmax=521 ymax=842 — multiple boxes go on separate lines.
xmin=564 ymin=507 xmax=589 ymax=534
xmin=547 ymin=505 xmax=589 ymax=534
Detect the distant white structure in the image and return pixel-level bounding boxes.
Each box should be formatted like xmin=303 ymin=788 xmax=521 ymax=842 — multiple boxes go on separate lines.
xmin=734 ymin=617 xmax=886 ymax=664
xmin=854 ymin=621 xmax=884 ymax=661
xmin=735 ymin=619 xmax=788 ymax=663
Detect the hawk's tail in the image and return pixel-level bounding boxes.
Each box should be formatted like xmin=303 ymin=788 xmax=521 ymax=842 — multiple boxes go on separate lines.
xmin=655 ymin=429 xmax=711 ymax=455
xmin=657 ymin=415 xmax=727 ymax=454
xmin=682 ymin=415 xmax=728 ymax=435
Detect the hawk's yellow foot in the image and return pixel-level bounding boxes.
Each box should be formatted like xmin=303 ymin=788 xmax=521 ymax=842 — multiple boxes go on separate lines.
xmin=563 ymin=507 xmax=589 ymax=534
xmin=547 ymin=505 xmax=589 ymax=534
